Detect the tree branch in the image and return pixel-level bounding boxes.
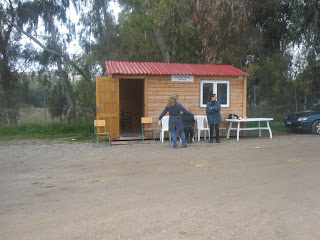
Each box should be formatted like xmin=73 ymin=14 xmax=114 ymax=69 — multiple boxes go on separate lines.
xmin=0 ymin=12 xmax=94 ymax=91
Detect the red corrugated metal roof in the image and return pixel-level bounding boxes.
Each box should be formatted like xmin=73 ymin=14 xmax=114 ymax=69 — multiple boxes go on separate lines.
xmin=106 ymin=61 xmax=249 ymax=76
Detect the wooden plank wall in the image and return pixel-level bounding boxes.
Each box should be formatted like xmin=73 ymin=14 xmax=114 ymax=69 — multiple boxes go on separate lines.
xmin=147 ymin=75 xmax=244 ymax=138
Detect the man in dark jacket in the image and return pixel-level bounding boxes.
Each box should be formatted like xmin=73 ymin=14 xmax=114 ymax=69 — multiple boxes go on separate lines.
xmin=206 ymin=93 xmax=222 ymax=143
xmin=182 ymin=107 xmax=195 ymax=143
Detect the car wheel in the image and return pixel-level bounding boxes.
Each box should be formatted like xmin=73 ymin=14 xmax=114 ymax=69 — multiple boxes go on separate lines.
xmin=312 ymin=120 xmax=320 ymax=135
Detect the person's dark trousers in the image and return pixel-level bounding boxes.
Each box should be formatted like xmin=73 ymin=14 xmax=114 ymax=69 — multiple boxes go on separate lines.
xmin=209 ymin=124 xmax=219 ymax=142
xmin=184 ymin=128 xmax=194 ymax=142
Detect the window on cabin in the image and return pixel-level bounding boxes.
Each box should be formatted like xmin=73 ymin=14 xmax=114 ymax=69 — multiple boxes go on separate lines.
xmin=200 ymin=81 xmax=230 ymax=107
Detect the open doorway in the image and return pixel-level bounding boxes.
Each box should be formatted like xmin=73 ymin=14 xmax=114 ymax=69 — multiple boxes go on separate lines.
xmin=119 ymin=79 xmax=144 ymax=139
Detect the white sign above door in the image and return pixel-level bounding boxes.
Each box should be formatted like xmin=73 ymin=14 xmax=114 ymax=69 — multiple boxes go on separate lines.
xmin=171 ymin=75 xmax=194 ymax=82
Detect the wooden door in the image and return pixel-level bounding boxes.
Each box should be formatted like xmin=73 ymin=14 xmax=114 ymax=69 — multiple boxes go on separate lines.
xmin=96 ymin=76 xmax=120 ymax=140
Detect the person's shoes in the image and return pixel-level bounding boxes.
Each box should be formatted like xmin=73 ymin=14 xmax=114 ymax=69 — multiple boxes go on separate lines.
xmin=183 ymin=145 xmax=188 ymax=148
xmin=216 ymin=140 xmax=221 ymax=143
xmin=173 ymin=146 xmax=178 ymax=149
xmin=209 ymin=140 xmax=213 ymax=143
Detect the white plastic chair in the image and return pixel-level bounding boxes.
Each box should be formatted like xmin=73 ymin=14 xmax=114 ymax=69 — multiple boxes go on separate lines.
xmin=195 ymin=115 xmax=210 ymax=142
xmin=160 ymin=116 xmax=171 ymax=143
xmin=160 ymin=116 xmax=185 ymax=143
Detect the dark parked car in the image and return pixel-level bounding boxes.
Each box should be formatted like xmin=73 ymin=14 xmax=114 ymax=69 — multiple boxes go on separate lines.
xmin=284 ymin=104 xmax=320 ymax=134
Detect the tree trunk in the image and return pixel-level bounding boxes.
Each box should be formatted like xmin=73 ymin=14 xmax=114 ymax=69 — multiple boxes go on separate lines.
xmin=0 ymin=3 xmax=19 ymax=125
xmin=56 ymin=58 xmax=77 ymax=123
xmin=143 ymin=0 xmax=172 ymax=63
xmin=5 ymin=85 xmax=18 ymax=125
xmin=304 ymin=96 xmax=307 ymax=111
xmin=154 ymin=27 xmax=171 ymax=63
xmin=1 ymin=58 xmax=19 ymax=126
xmin=94 ymin=0 xmax=107 ymax=74
xmin=46 ymin=7 xmax=77 ymax=123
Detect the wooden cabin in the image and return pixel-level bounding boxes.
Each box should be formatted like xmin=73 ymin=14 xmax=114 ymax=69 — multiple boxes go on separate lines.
xmin=96 ymin=61 xmax=249 ymax=140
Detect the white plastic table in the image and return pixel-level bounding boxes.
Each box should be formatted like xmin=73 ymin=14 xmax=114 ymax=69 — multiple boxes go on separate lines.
xmin=226 ymin=118 xmax=274 ymax=141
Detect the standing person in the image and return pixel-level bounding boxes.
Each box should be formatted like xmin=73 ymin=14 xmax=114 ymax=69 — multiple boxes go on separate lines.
xmin=206 ymin=94 xmax=222 ymax=143
xmin=159 ymin=95 xmax=193 ymax=148
xmin=181 ymin=107 xmax=195 ymax=143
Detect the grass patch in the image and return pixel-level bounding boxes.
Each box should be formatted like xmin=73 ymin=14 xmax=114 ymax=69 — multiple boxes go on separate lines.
xmin=246 ymin=106 xmax=289 ymax=132
xmin=0 ymin=123 xmax=93 ymax=140
xmin=245 ymin=120 xmax=287 ymax=132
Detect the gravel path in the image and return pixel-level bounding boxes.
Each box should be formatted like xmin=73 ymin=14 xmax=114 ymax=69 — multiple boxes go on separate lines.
xmin=1 ymin=133 xmax=320 ymax=240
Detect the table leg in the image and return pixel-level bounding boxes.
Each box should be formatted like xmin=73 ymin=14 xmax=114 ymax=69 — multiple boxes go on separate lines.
xmin=259 ymin=121 xmax=261 ymax=137
xmin=227 ymin=122 xmax=232 ymax=139
xmin=237 ymin=122 xmax=240 ymax=141
xmin=267 ymin=121 xmax=273 ymax=139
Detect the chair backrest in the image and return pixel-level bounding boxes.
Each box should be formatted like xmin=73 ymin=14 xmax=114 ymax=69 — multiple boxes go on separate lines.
xmin=94 ymin=120 xmax=106 ymax=134
xmin=161 ymin=116 xmax=169 ymax=131
xmin=141 ymin=117 xmax=153 ymax=124
xmin=195 ymin=115 xmax=208 ymax=129
xmin=94 ymin=120 xmax=106 ymax=127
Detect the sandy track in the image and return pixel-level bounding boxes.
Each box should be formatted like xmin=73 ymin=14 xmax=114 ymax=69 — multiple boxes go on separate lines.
xmin=1 ymin=134 xmax=320 ymax=240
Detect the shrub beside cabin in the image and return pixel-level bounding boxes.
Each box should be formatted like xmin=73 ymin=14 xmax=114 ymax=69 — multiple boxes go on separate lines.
xmin=96 ymin=61 xmax=249 ymax=140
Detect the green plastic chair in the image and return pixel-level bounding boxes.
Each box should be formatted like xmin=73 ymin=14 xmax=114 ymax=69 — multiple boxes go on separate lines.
xmin=141 ymin=117 xmax=155 ymax=141
xmin=94 ymin=120 xmax=111 ymax=147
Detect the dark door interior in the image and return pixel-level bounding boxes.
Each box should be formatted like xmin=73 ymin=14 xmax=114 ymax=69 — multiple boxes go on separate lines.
xmin=119 ymin=79 xmax=144 ymax=137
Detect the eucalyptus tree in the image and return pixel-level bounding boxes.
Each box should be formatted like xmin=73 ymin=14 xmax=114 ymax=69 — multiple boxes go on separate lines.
xmin=0 ymin=0 xmax=106 ymax=122
xmin=0 ymin=0 xmax=23 ymax=125
xmin=249 ymin=0 xmax=296 ymax=107
xmin=293 ymin=0 xmax=320 ymax=55
xmin=196 ymin=0 xmax=252 ymax=66
xmin=195 ymin=0 xmax=294 ymax=66
xmin=16 ymin=0 xmax=79 ymax=122
xmin=196 ymin=0 xmax=300 ymax=110
xmin=251 ymin=0 xmax=319 ymax=108
xmin=48 ymin=81 xmax=68 ymax=123
xmin=117 ymin=3 xmax=163 ymax=62
xmin=291 ymin=0 xmax=320 ymax=104
xmin=74 ymin=0 xmax=120 ymax=75
xmin=118 ymin=0 xmax=202 ymax=63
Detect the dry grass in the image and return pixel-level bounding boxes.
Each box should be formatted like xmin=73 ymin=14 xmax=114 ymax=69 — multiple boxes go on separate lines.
xmin=18 ymin=107 xmax=61 ymax=124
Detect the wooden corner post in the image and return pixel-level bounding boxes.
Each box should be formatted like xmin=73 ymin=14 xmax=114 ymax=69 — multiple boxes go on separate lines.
xmin=243 ymin=76 xmax=247 ymax=118
xmin=242 ymin=76 xmax=247 ymax=136
xmin=144 ymin=76 xmax=148 ymax=117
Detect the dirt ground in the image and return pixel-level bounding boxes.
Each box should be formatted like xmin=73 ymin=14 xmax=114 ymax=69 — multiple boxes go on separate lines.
xmin=1 ymin=133 xmax=320 ymax=240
